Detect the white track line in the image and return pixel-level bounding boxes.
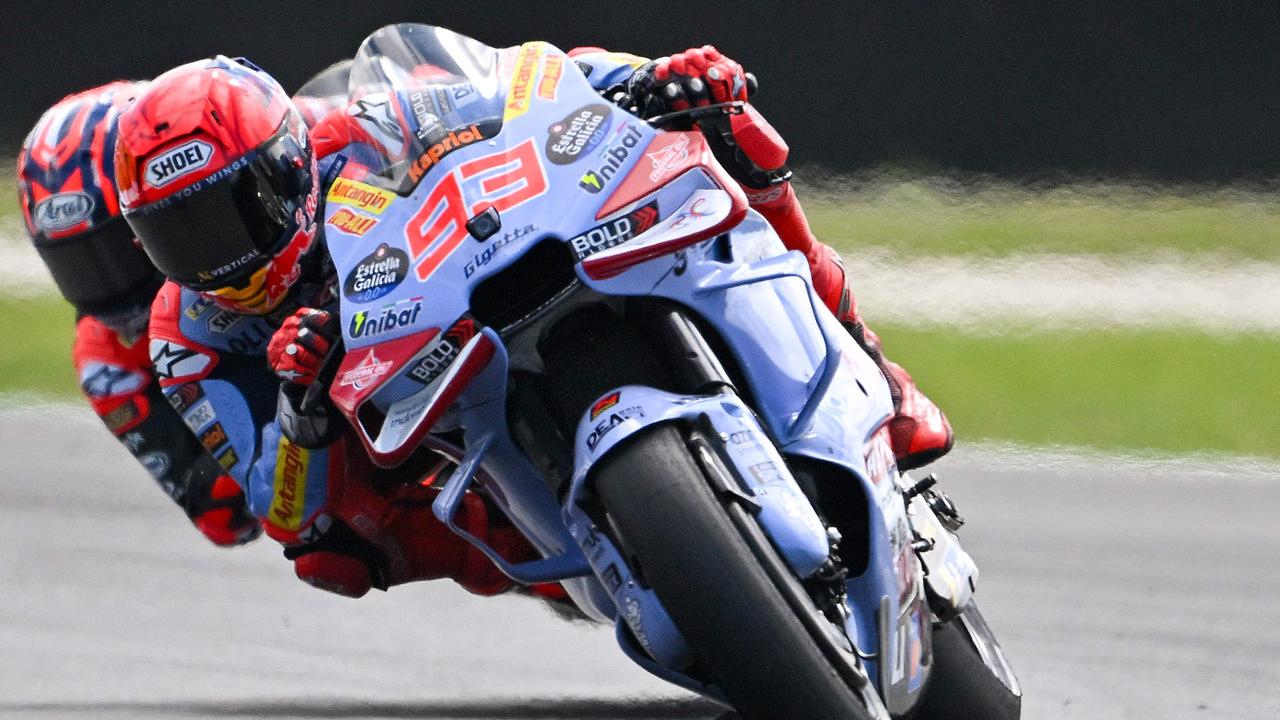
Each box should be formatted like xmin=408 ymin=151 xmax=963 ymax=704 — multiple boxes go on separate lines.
xmin=5 ymin=226 xmax=1279 ymax=335
xmin=846 ymin=250 xmax=1280 ymax=335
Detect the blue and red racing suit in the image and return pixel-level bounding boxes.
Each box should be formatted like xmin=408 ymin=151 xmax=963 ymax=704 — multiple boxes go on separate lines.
xmin=72 ymin=313 xmax=259 ymax=546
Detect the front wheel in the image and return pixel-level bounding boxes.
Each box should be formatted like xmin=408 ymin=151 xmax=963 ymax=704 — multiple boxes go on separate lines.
xmin=916 ymin=604 xmax=1022 ymax=720
xmin=593 ymin=423 xmax=878 ymax=720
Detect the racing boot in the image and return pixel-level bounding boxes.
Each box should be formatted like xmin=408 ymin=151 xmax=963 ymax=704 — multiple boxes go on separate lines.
xmin=845 ymin=314 xmax=954 ymax=471
xmin=710 ymin=121 xmax=953 ymax=468
xmin=727 ymin=146 xmax=954 ymax=470
xmin=291 ymin=481 xmax=535 ymax=599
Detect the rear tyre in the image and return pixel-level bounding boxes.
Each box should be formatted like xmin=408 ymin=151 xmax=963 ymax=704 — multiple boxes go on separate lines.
xmin=917 ymin=604 xmax=1021 ymax=720
xmin=593 ymin=423 xmax=875 ymax=720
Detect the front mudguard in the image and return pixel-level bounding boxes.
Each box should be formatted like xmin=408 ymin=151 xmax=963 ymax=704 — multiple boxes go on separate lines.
xmin=569 ymin=386 xmax=833 ymax=580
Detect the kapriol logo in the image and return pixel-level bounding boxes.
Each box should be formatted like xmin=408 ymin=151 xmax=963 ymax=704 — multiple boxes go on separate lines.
xmin=145 ymin=140 xmax=215 ymax=188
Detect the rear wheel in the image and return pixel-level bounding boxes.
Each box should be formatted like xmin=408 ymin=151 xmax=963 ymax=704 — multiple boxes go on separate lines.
xmin=916 ymin=604 xmax=1021 ymax=720
xmin=593 ymin=423 xmax=878 ymax=720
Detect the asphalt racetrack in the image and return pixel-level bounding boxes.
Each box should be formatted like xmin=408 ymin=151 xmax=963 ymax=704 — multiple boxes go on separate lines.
xmin=1 ymin=407 xmax=1277 ymax=719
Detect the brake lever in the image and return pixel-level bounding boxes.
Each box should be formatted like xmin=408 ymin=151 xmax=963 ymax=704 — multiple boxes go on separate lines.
xmin=644 ymin=100 xmax=746 ymax=130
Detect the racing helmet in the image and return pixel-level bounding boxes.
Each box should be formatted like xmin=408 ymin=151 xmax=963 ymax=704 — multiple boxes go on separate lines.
xmin=116 ymin=56 xmax=319 ymax=315
xmin=17 ymin=80 xmax=162 ymax=323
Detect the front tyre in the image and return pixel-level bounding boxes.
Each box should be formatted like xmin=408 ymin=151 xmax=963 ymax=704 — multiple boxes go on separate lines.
xmin=593 ymin=424 xmax=876 ymax=720
xmin=917 ymin=604 xmax=1021 ymax=720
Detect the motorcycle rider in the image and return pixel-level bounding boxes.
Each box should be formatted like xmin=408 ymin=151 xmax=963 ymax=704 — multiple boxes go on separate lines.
xmin=115 ymin=56 xmax=533 ymax=599
xmin=16 ymin=81 xmax=260 ymax=546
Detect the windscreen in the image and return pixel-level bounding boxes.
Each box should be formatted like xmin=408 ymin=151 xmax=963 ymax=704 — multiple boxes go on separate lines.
xmin=347 ymin=24 xmax=505 ymax=193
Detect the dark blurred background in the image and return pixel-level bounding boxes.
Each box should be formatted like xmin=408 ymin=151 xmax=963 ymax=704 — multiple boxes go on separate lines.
xmin=6 ymin=1 xmax=1279 ymax=181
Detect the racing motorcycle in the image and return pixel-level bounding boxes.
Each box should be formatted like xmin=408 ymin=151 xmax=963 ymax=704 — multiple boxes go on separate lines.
xmin=318 ymin=23 xmax=1021 ymax=720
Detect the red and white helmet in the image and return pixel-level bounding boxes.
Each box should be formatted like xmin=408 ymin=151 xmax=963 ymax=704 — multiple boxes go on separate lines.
xmin=116 ymin=56 xmax=319 ymax=315
xmin=18 ymin=80 xmax=160 ymax=318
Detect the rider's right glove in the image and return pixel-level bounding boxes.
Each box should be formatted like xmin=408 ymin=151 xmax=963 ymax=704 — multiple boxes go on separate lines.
xmin=268 ymin=308 xmax=344 ymax=449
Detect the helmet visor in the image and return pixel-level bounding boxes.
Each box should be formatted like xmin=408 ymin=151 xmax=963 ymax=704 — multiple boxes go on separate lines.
xmin=33 ymin=216 xmax=156 ymax=312
xmin=124 ymin=126 xmax=312 ymax=292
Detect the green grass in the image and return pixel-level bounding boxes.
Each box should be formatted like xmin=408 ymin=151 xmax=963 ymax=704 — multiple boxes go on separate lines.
xmin=877 ymin=321 xmax=1280 ymax=457
xmin=800 ymin=177 xmax=1280 ymax=261
xmin=0 ymin=294 xmax=79 ymax=399
xmin=3 ymin=290 xmax=1275 ymax=457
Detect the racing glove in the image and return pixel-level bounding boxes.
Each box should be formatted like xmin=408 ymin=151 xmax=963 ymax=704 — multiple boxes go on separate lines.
xmin=268 ymin=308 xmax=339 ymax=386
xmin=628 ymin=45 xmax=755 ymax=114
xmin=268 ymin=308 xmax=344 ymax=448
xmin=182 ymin=458 xmax=261 ymax=546
xmin=628 ymin=46 xmax=789 ymax=193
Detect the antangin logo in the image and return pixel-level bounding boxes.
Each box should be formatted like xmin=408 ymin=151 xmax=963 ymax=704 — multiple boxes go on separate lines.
xmin=327 ymin=177 xmax=394 ymax=215
xmin=145 ymin=140 xmax=214 ymax=188
xmin=504 ymin=43 xmax=544 ymax=121
xmin=269 ymin=439 xmax=310 ymax=530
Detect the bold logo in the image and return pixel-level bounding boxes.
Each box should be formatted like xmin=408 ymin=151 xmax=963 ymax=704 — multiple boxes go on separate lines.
xmin=504 ymin=43 xmax=543 ymax=121
xmin=590 ymin=391 xmax=620 ymax=420
xmin=408 ymin=124 xmax=484 ymax=183
xmin=579 ymin=125 xmax=644 ymax=193
xmin=269 ymin=439 xmax=310 ymax=530
xmin=342 ymin=243 xmax=409 ymax=302
xmin=407 ymin=318 xmax=478 ymax=386
xmin=567 ymin=201 xmax=659 ymax=260
xmin=537 ymin=54 xmax=564 ymax=100
xmin=34 ymin=192 xmax=94 ymax=233
xmin=339 ymin=350 xmax=393 ymax=389
xmin=348 ymin=297 xmax=423 ymax=340
xmin=145 ymin=140 xmax=214 ymax=188
xmin=463 ymin=224 xmax=535 ymax=278
xmin=327 ymin=177 xmax=395 ymax=215
xmin=327 ymin=207 xmax=379 ymax=237
xmin=647 ymin=133 xmax=692 ymax=183
xmin=545 ymin=104 xmax=611 ymax=165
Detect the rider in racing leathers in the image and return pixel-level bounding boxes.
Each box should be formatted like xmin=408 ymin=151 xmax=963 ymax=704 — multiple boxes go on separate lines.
xmin=17 ymin=81 xmax=260 ymax=546
xmin=116 ymin=42 xmax=950 ymax=599
xmin=115 ymin=56 xmax=534 ymax=599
